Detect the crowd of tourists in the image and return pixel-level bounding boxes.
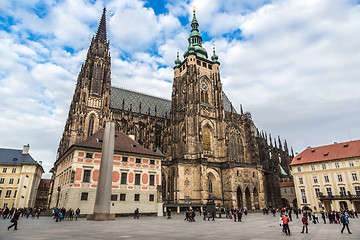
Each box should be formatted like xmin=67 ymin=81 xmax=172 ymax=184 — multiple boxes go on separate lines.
xmin=276 ymin=207 xmax=358 ymax=236
xmin=1 ymin=207 xmax=46 ymax=230
xmin=52 ymin=207 xmax=81 ymax=222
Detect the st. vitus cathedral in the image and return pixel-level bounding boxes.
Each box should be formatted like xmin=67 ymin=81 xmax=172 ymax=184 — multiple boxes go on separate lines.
xmin=56 ymin=9 xmax=294 ymax=210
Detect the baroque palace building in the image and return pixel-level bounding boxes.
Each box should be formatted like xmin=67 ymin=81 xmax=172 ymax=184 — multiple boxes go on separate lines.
xmin=291 ymin=140 xmax=360 ymax=212
xmin=54 ymin=8 xmax=294 ymax=211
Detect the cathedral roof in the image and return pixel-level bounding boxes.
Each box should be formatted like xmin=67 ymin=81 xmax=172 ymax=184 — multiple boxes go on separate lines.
xmin=290 ymin=139 xmax=360 ymax=166
xmin=110 ymin=86 xmax=237 ymax=116
xmin=0 ymin=148 xmax=39 ymax=166
xmin=110 ymin=87 xmax=171 ymax=117
xmin=74 ymin=128 xmax=164 ymax=158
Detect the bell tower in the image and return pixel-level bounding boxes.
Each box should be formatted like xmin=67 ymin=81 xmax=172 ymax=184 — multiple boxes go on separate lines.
xmin=57 ymin=8 xmax=111 ymax=158
xmin=169 ymin=9 xmax=228 ymax=205
xmin=171 ymin=9 xmax=227 ymax=162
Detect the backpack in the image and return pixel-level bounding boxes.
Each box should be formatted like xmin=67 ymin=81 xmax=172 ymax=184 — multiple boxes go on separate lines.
xmin=340 ymin=215 xmax=346 ymax=224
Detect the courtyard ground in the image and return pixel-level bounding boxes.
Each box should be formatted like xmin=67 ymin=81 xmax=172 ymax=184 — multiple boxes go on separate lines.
xmin=1 ymin=213 xmax=359 ymax=239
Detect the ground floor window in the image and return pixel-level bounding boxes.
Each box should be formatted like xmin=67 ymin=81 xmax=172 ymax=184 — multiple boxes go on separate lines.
xmin=149 ymin=194 xmax=154 ymax=201
xmin=120 ymin=194 xmax=126 ymax=201
xmin=134 ymin=194 xmax=140 ymax=201
xmin=81 ymin=192 xmax=88 ymax=201
xmin=111 ymin=194 xmax=118 ymax=201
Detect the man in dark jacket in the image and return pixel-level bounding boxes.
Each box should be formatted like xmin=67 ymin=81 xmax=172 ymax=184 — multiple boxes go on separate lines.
xmin=8 ymin=210 xmax=20 ymax=230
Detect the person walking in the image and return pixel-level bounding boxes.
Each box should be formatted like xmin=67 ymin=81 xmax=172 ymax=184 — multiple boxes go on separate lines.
xmin=301 ymin=214 xmax=308 ymax=233
xmin=8 ymin=210 xmax=20 ymax=230
xmin=282 ymin=214 xmax=290 ymax=235
xmin=167 ymin=208 xmax=172 ymax=219
xmin=340 ymin=213 xmax=352 ymax=234
xmin=238 ymin=210 xmax=242 ymax=222
xmin=134 ymin=208 xmax=140 ymax=219
xmin=75 ymin=208 xmax=80 ymax=220
xmin=321 ymin=211 xmax=326 ymax=224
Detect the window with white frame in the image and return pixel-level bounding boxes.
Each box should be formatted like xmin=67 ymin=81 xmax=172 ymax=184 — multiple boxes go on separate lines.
xmin=322 ymin=164 xmax=327 ymax=170
xmin=313 ymin=176 xmax=318 ymax=184
xmin=284 ymin=189 xmax=287 ymax=194
xmin=337 ymin=174 xmax=343 ymax=182
xmin=352 ymin=173 xmax=358 ymax=181
xmin=311 ymin=165 xmax=316 ymax=171
xmin=299 ymin=177 xmax=303 ymax=184
xmin=349 ymin=162 xmax=354 ymax=167
xmin=5 ymin=190 xmax=11 ymax=198
xmin=335 ymin=163 xmax=340 ymax=168
xmin=297 ymin=167 xmax=301 ymax=172
xmin=340 ymin=186 xmax=346 ymax=196
xmin=301 ymin=189 xmax=307 ymax=203
xmin=324 ymin=175 xmax=329 ymax=183
xmin=326 ymin=187 xmax=332 ymax=196
xmin=355 ymin=186 xmax=360 ymax=196
xmin=315 ymin=188 xmax=320 ymax=197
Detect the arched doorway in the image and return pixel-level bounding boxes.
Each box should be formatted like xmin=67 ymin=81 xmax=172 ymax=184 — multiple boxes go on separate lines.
xmin=237 ymin=187 xmax=243 ymax=209
xmin=281 ymin=198 xmax=290 ymax=207
xmin=340 ymin=201 xmax=348 ymax=210
xmin=253 ymin=187 xmax=259 ymax=210
xmin=245 ymin=187 xmax=251 ymax=210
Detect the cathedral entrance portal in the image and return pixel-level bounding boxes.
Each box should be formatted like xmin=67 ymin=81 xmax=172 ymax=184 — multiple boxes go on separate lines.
xmin=245 ymin=187 xmax=251 ymax=210
xmin=237 ymin=187 xmax=243 ymax=209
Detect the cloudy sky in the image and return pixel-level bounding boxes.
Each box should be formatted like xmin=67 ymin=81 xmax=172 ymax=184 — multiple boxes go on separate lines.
xmin=1 ymin=0 xmax=359 ymax=178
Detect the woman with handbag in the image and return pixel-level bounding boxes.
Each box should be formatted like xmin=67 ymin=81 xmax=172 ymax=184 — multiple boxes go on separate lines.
xmin=301 ymin=214 xmax=308 ymax=233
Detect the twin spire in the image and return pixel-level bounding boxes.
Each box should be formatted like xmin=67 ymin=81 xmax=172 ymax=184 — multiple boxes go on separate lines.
xmin=95 ymin=8 xmax=107 ymax=42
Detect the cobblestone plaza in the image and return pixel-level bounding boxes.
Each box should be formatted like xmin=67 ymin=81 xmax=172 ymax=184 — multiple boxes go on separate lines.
xmin=2 ymin=213 xmax=359 ymax=239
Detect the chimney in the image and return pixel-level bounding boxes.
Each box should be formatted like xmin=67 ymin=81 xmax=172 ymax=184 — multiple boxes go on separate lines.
xmin=128 ymin=131 xmax=135 ymax=141
xmin=39 ymin=161 xmax=42 ymax=166
xmin=22 ymin=144 xmax=30 ymax=155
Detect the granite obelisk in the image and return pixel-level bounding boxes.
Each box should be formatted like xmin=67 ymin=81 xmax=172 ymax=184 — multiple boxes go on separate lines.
xmin=87 ymin=121 xmax=115 ymax=220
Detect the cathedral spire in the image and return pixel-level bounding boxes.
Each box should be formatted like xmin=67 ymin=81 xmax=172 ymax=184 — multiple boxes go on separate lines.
xmin=95 ymin=8 xmax=107 ymax=42
xmin=183 ymin=8 xmax=208 ymax=59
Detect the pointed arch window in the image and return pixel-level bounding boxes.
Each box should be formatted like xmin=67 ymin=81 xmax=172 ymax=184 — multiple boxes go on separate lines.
xmin=208 ymin=179 xmax=213 ymax=193
xmin=203 ymin=127 xmax=211 ymax=150
xmin=88 ymin=115 xmax=95 ymax=138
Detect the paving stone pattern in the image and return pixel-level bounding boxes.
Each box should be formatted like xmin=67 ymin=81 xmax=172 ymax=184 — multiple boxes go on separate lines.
xmin=1 ymin=213 xmax=360 ymax=240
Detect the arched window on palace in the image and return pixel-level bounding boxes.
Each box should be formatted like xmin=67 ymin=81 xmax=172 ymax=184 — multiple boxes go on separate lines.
xmin=203 ymin=127 xmax=211 ymax=150
xmin=87 ymin=115 xmax=95 ymax=138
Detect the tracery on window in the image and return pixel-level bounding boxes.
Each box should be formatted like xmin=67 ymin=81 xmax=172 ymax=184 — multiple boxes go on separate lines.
xmin=228 ymin=127 xmax=244 ymax=162
xmin=87 ymin=115 xmax=95 ymax=138
xmin=202 ymin=126 xmax=211 ymax=150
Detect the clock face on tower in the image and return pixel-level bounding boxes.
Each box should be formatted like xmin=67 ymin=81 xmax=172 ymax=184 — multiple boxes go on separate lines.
xmin=201 ymin=82 xmax=208 ymax=91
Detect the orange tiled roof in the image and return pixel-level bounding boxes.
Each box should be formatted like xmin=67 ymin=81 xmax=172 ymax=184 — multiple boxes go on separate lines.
xmin=279 ymin=182 xmax=294 ymax=187
xmin=290 ymin=139 xmax=360 ymax=166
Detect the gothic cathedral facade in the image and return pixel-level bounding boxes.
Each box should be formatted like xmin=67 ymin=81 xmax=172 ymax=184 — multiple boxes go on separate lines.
xmin=56 ymin=9 xmax=294 ymax=210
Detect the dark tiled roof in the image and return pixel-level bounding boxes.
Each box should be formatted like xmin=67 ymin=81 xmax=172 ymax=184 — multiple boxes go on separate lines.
xmin=0 ymin=148 xmax=38 ymax=165
xmin=74 ymin=128 xmax=164 ymax=158
xmin=110 ymin=87 xmax=171 ymax=118
xmin=290 ymin=139 xmax=360 ymax=166
xmin=110 ymin=86 xmax=236 ymax=116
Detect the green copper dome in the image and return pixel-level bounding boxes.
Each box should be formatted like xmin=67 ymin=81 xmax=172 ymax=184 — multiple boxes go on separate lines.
xmin=183 ymin=10 xmax=208 ymax=60
xmin=174 ymin=51 xmax=181 ymax=67
xmin=211 ymin=46 xmax=219 ymax=62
